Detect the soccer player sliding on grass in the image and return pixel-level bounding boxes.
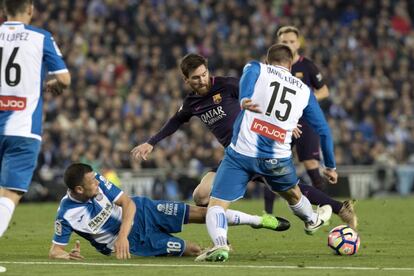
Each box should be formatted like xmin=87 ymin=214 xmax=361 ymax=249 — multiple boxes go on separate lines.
xmin=48 ymin=163 xmax=290 ymax=260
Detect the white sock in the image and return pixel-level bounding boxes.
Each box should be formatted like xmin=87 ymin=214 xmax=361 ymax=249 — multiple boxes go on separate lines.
xmin=206 ymin=206 xmax=228 ymax=247
xmin=289 ymin=195 xmax=317 ymax=224
xmin=0 ymin=197 xmax=15 ymax=237
xmin=226 ymin=209 xmax=261 ymax=226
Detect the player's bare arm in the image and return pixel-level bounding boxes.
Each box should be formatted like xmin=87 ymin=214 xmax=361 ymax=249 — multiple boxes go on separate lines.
xmin=241 ymin=98 xmax=262 ymax=113
xmin=46 ymin=72 xmax=71 ymax=96
xmin=314 ymin=85 xmax=329 ymax=101
xmin=114 ymin=193 xmax=136 ymax=259
xmin=131 ymin=143 xmax=154 ymax=161
xmin=49 ymin=240 xmax=83 ymax=261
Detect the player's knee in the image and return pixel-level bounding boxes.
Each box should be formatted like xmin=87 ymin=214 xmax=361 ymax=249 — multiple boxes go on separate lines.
xmin=2 ymin=189 xmax=23 ymax=205
xmin=303 ymin=159 xmax=319 ymax=170
xmin=192 ymin=185 xmax=210 ymax=206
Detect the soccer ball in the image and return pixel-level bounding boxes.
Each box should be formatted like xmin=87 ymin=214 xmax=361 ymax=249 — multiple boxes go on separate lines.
xmin=328 ymin=225 xmax=360 ymax=255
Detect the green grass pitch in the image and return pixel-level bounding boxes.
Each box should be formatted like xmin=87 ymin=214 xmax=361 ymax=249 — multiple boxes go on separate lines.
xmin=1 ymin=197 xmax=414 ymax=276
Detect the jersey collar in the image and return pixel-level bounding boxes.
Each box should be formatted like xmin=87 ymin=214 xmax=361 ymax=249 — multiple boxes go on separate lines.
xmin=273 ymin=65 xmax=291 ymax=74
xmin=3 ymin=21 xmax=24 ymax=25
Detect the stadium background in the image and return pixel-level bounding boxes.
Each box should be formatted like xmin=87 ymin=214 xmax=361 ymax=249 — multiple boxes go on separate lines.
xmin=4 ymin=0 xmax=413 ymax=201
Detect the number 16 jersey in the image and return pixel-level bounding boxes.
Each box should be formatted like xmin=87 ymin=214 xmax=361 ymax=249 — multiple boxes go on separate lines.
xmin=232 ymin=61 xmax=335 ymax=169
xmin=0 ymin=21 xmax=68 ymax=141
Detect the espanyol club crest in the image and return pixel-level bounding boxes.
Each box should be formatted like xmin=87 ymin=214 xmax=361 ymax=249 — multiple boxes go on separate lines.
xmin=95 ymin=193 xmax=103 ymax=201
xmin=213 ymin=93 xmax=222 ymax=104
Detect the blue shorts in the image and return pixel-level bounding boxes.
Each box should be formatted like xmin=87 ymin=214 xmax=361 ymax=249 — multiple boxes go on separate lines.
xmin=128 ymin=197 xmax=189 ymax=256
xmin=0 ymin=135 xmax=41 ymax=192
xmin=211 ymin=147 xmax=299 ymax=201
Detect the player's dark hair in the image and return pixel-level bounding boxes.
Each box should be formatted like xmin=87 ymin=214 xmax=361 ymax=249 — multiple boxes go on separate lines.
xmin=64 ymin=163 xmax=93 ymax=190
xmin=180 ymin=53 xmax=208 ymax=78
xmin=276 ymin=25 xmax=300 ymax=38
xmin=266 ymin=44 xmax=293 ymax=65
xmin=2 ymin=0 xmax=32 ymax=17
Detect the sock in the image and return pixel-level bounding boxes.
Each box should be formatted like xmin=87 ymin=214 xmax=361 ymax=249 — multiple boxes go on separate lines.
xmin=289 ymin=195 xmax=317 ymax=224
xmin=307 ymin=168 xmax=326 ymax=190
xmin=206 ymin=206 xmax=228 ymax=247
xmin=225 ymin=209 xmax=261 ymax=226
xmin=299 ymin=183 xmax=343 ymax=214
xmin=264 ymin=187 xmax=276 ymax=214
xmin=0 ymin=197 xmax=15 ymax=237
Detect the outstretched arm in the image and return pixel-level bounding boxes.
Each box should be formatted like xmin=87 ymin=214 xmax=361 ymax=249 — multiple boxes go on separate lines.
xmin=303 ymin=93 xmax=337 ymax=184
xmin=131 ymin=110 xmax=191 ymax=160
xmin=113 ymin=194 xmax=136 ymax=259
xmin=49 ymin=240 xmax=83 ymax=260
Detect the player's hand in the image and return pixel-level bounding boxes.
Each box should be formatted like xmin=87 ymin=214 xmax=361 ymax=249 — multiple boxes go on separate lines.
xmin=131 ymin=143 xmax=153 ymax=161
xmin=241 ymin=99 xmax=262 ymax=113
xmin=114 ymin=237 xmax=131 ymax=259
xmin=292 ymin=124 xmax=302 ymax=139
xmin=68 ymin=240 xmax=84 ymax=261
xmin=46 ymin=79 xmax=65 ymax=96
xmin=323 ymin=168 xmax=338 ymax=184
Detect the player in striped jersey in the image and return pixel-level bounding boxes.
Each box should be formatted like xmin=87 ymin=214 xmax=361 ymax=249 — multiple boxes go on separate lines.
xmin=132 ymin=53 xmax=356 ymax=229
xmin=0 ymin=0 xmax=70 ymax=238
xmin=49 ymin=163 xmax=290 ymax=260
xmin=196 ymin=44 xmax=337 ymax=262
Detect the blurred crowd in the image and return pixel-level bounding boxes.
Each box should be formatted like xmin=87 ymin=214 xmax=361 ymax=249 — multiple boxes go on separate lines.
xmin=3 ymin=0 xmax=413 ymax=199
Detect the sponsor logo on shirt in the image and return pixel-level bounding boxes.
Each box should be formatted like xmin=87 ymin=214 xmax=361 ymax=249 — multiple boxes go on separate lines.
xmin=200 ymin=106 xmax=227 ymax=125
xmin=250 ymin=118 xmax=287 ymax=143
xmin=88 ymin=202 xmax=113 ymax=232
xmin=212 ymin=93 xmax=222 ymax=104
xmin=0 ymin=96 xmax=26 ymax=111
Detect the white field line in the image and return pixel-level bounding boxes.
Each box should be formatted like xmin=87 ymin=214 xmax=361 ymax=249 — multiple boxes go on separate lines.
xmin=0 ymin=261 xmax=413 ymax=271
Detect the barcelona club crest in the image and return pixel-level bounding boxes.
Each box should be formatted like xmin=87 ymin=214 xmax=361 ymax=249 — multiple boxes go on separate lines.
xmin=213 ymin=93 xmax=222 ymax=104
xmin=295 ymin=72 xmax=304 ymax=79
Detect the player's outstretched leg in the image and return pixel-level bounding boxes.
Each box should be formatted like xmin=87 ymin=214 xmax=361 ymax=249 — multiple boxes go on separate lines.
xmin=304 ymin=204 xmax=332 ymax=235
xmin=299 ymin=183 xmax=358 ymax=229
xmin=250 ymin=213 xmax=290 ymax=231
xmin=225 ymin=209 xmax=290 ymax=231
xmin=338 ymin=200 xmax=358 ymax=230
xmin=196 ymin=204 xmax=230 ymax=262
xmin=306 ymin=167 xmax=327 ymax=190
xmin=195 ymin=245 xmax=230 ymax=262
xmin=280 ymin=185 xmax=332 ymax=235
xmin=0 ymin=191 xmax=18 ymax=237
xmin=264 ymin=186 xmax=276 ymax=214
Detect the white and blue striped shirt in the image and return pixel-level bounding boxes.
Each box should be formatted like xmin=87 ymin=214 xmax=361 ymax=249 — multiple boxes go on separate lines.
xmin=52 ymin=174 xmax=123 ymax=255
xmin=0 ymin=21 xmax=68 ymax=140
xmin=232 ymin=61 xmax=335 ymax=168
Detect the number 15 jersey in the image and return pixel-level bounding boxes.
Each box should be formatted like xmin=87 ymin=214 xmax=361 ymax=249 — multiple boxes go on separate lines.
xmin=0 ymin=21 xmax=68 ymax=141
xmin=231 ymin=61 xmax=335 ymax=169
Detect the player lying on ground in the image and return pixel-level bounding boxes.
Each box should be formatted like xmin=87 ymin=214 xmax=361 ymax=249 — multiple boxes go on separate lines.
xmin=131 ymin=53 xmax=357 ymax=229
xmin=48 ymin=163 xmax=290 ymax=260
